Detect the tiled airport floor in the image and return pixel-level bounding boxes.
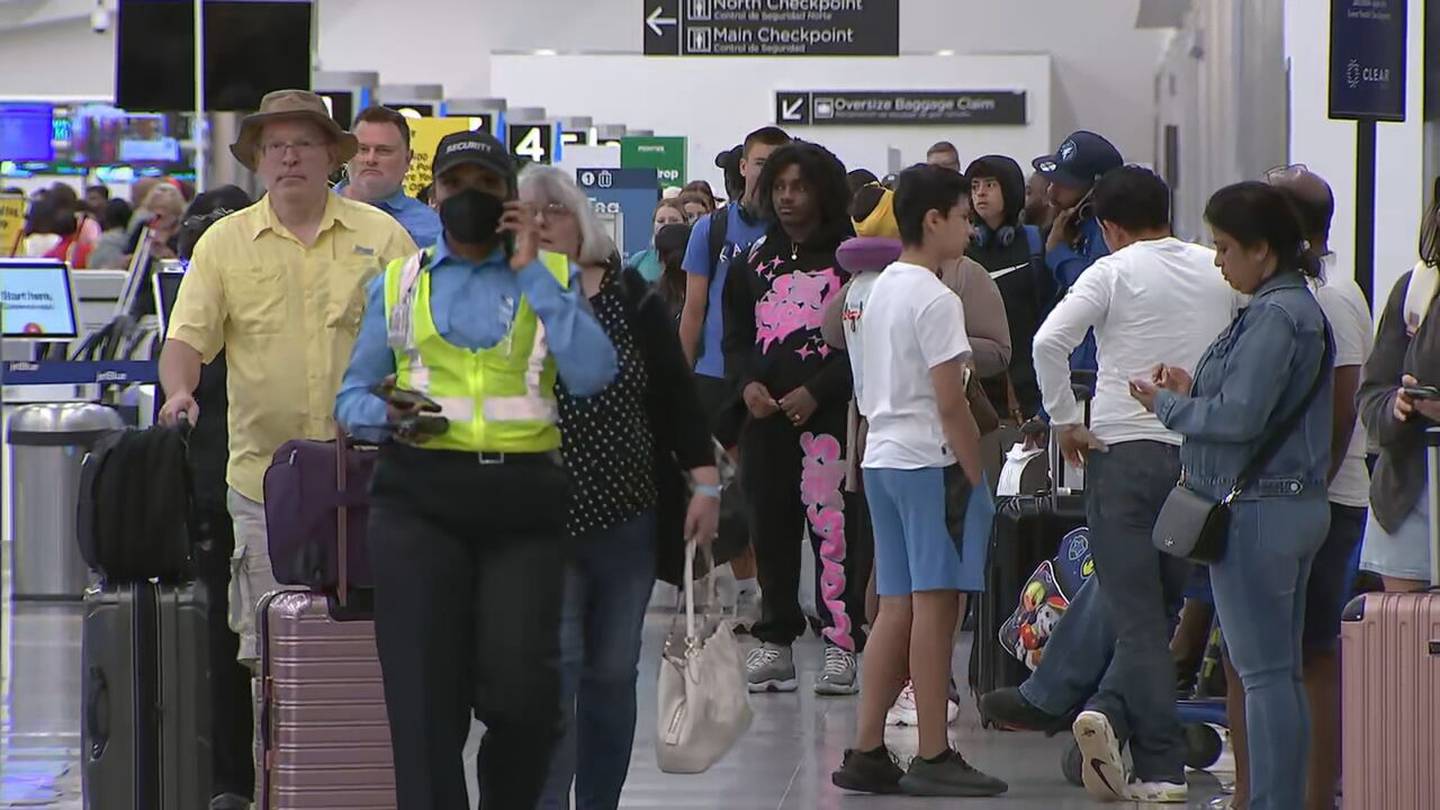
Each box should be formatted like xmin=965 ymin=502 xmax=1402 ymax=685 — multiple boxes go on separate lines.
xmin=1 ymin=589 xmax=1234 ymax=809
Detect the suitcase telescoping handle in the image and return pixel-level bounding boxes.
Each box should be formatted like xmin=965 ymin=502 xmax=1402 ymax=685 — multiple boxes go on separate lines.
xmin=1426 ymin=426 xmax=1440 ymax=589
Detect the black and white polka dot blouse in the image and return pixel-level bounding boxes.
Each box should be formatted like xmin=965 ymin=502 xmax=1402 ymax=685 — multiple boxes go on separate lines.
xmin=557 ymin=266 xmax=657 ymax=536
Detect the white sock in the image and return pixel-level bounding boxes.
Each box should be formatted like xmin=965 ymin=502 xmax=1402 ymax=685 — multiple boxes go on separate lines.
xmin=736 ymin=577 xmax=759 ymax=596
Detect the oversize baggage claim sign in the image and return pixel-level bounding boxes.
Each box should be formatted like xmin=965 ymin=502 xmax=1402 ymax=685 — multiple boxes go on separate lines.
xmin=643 ymin=0 xmax=899 ymax=57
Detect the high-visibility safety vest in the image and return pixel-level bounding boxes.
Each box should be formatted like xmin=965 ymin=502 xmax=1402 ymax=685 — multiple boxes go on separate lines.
xmin=383 ymin=247 xmax=570 ymax=453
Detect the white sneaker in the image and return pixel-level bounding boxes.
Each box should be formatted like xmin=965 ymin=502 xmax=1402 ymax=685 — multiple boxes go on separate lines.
xmin=886 ymin=682 xmax=917 ymax=726
xmin=1072 ymin=710 xmax=1129 ymax=801
xmin=1126 ymin=780 xmax=1189 ymax=803
xmin=885 ymin=681 xmax=959 ymax=726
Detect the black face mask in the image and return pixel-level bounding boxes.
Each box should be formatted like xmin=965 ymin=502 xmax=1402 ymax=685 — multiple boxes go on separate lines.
xmin=439 ymin=188 xmax=505 ymax=245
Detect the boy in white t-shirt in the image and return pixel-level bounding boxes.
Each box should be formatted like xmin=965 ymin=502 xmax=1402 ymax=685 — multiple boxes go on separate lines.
xmin=830 ymin=164 xmax=1007 ymax=798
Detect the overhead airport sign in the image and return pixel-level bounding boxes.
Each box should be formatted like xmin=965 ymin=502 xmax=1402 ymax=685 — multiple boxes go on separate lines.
xmin=508 ymin=123 xmax=556 ymax=165
xmin=643 ymin=0 xmax=899 ymax=57
xmin=1328 ymin=0 xmax=1408 ymax=121
xmin=775 ymin=91 xmax=1027 ymax=126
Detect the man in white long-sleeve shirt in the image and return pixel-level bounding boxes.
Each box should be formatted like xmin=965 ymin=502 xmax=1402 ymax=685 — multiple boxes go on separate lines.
xmin=1030 ymin=166 xmax=1237 ymax=803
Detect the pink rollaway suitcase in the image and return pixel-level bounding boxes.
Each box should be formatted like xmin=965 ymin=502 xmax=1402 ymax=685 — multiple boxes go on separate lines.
xmin=256 ymin=431 xmax=396 ymax=809
xmin=1339 ymin=425 xmax=1440 ymax=809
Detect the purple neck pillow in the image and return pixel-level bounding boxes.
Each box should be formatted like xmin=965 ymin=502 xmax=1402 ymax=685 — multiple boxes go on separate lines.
xmin=836 ymin=236 xmax=902 ymax=274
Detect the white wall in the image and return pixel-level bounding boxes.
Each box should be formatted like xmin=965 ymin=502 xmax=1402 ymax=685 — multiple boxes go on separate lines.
xmin=1285 ymin=0 xmax=1427 ymax=312
xmin=491 ymin=53 xmax=1050 ymax=189
xmin=0 ymin=1 xmax=1165 ymax=164
xmin=1156 ymin=0 xmax=1287 ymax=243
xmin=0 ymin=20 xmax=115 ymax=98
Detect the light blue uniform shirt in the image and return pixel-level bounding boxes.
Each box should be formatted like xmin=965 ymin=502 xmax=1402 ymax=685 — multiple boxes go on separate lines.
xmin=335 ymin=238 xmax=618 ymax=441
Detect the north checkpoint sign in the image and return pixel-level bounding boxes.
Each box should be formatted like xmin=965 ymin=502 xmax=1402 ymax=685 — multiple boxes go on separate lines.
xmin=643 ymin=0 xmax=898 ymax=57
xmin=775 ymin=91 xmax=1028 ymax=126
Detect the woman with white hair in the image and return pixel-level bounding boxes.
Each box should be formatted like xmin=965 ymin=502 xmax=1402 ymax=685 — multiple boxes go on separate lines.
xmin=519 ymin=165 xmax=721 ymax=810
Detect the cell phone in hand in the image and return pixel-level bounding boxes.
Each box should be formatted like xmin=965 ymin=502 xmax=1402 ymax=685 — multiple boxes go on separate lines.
xmin=399 ymin=414 xmax=450 ymax=436
xmin=1074 ymin=187 xmax=1097 ymax=225
xmin=1403 ymin=385 xmax=1440 ymax=401
xmin=371 ymin=383 xmax=442 ymax=412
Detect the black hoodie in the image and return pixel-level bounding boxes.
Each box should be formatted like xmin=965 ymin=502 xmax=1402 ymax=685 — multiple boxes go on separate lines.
xmin=965 ymin=154 xmax=1055 ymax=419
xmin=722 ymin=225 xmax=854 ymax=423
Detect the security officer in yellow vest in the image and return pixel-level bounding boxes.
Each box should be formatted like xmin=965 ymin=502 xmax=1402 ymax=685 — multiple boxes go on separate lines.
xmin=335 ymin=130 xmax=617 ymax=809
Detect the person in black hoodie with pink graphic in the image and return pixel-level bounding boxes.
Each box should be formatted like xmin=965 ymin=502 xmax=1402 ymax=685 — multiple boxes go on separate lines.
xmin=723 ymin=142 xmax=870 ymax=696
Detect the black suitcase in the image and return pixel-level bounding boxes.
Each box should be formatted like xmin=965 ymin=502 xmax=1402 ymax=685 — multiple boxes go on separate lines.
xmin=968 ymin=494 xmax=1086 ymax=723
xmin=968 ymin=374 xmax=1093 ymax=722
xmin=81 ymin=581 xmax=211 ymax=810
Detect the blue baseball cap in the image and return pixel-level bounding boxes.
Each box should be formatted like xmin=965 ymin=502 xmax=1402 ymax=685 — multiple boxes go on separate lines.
xmin=1032 ymin=131 xmax=1123 ymax=190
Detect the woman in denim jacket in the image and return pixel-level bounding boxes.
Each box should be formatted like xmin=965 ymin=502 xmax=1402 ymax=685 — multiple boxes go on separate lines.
xmin=1131 ymin=182 xmax=1333 ymax=810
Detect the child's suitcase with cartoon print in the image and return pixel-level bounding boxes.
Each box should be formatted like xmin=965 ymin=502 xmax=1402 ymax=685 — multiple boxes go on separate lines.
xmin=1339 ymin=426 xmax=1440 ymax=809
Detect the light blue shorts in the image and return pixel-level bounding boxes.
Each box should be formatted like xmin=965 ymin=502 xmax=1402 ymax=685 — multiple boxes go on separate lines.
xmin=864 ymin=466 xmax=993 ymax=596
xmin=1360 ymin=493 xmax=1431 ymax=581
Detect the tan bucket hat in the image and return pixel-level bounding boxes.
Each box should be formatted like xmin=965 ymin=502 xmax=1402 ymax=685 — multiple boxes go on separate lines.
xmin=229 ymin=89 xmax=359 ymax=171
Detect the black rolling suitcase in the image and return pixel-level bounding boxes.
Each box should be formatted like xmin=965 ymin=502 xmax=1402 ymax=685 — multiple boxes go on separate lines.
xmin=78 ymin=418 xmax=211 ymax=809
xmin=968 ymin=373 xmax=1092 ymax=723
xmin=81 ymin=581 xmax=211 ymax=810
xmin=968 ymin=494 xmax=1086 ymax=723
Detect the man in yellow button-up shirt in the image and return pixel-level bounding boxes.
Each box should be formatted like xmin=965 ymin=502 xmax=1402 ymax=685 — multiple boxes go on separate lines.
xmin=158 ymin=90 xmax=416 ymax=667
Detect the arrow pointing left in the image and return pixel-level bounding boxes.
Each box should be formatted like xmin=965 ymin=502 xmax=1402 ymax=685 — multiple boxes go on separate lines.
xmin=781 ymin=97 xmax=806 ymax=121
xmin=647 ymin=6 xmax=677 ymax=36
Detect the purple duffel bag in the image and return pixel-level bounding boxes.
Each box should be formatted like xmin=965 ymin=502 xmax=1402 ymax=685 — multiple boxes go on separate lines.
xmin=263 ymin=434 xmax=377 ymax=594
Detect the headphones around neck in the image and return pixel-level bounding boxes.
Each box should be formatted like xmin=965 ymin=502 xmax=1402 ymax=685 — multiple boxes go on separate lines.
xmin=973 ymin=222 xmax=1017 ymax=249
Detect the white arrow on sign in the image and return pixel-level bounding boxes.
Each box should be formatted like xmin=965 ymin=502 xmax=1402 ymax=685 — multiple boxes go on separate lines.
xmin=646 ymin=6 xmax=677 ymax=36
xmin=781 ymin=96 xmax=807 ymax=121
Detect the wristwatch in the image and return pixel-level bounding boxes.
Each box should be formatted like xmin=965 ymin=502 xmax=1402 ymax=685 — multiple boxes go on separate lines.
xmin=693 ymin=483 xmax=722 ymax=499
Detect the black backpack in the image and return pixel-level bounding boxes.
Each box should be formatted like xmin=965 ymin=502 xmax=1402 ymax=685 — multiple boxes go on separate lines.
xmin=76 ymin=425 xmax=195 ymax=584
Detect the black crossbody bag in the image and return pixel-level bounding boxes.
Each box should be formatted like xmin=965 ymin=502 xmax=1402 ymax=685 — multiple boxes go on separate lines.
xmin=1152 ymin=323 xmax=1333 ymax=564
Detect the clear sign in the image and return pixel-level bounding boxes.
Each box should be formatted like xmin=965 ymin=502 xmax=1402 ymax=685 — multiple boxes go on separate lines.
xmin=776 ymin=91 xmax=1027 ymax=127
xmin=643 ymin=0 xmax=899 ymax=57
xmin=620 ymin=136 xmax=687 ymax=188
xmin=1328 ymin=0 xmax=1408 ymax=121
xmin=509 ymin=123 xmax=555 ymax=165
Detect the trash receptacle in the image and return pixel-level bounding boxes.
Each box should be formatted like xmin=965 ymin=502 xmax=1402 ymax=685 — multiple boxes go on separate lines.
xmin=6 ymin=403 xmax=124 ymax=600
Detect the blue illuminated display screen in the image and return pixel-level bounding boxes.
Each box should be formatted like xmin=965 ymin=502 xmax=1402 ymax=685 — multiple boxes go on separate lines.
xmin=0 ymin=104 xmax=56 ymax=162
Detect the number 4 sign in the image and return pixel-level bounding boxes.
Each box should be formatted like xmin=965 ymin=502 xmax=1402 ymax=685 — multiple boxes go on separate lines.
xmin=508 ymin=123 xmax=555 ymax=165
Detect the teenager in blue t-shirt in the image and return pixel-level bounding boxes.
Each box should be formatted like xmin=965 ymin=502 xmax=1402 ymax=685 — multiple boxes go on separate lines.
xmin=677 ymin=126 xmax=791 ymax=634
xmin=679 ymin=126 xmax=793 ymax=414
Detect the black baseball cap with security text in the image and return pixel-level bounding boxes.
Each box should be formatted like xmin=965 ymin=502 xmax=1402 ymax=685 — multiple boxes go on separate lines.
xmin=432 ymin=130 xmax=515 ymax=183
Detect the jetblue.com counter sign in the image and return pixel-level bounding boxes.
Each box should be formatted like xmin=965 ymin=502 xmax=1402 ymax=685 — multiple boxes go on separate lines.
xmin=1328 ymin=0 xmax=1408 ymax=121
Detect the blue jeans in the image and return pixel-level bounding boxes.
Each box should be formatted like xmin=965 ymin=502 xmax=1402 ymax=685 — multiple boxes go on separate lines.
xmin=538 ymin=512 xmax=657 ymax=810
xmin=1019 ymin=575 xmax=1113 ymax=716
xmin=1210 ymin=495 xmax=1328 ymax=810
xmin=1080 ymin=441 xmax=1190 ymax=783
